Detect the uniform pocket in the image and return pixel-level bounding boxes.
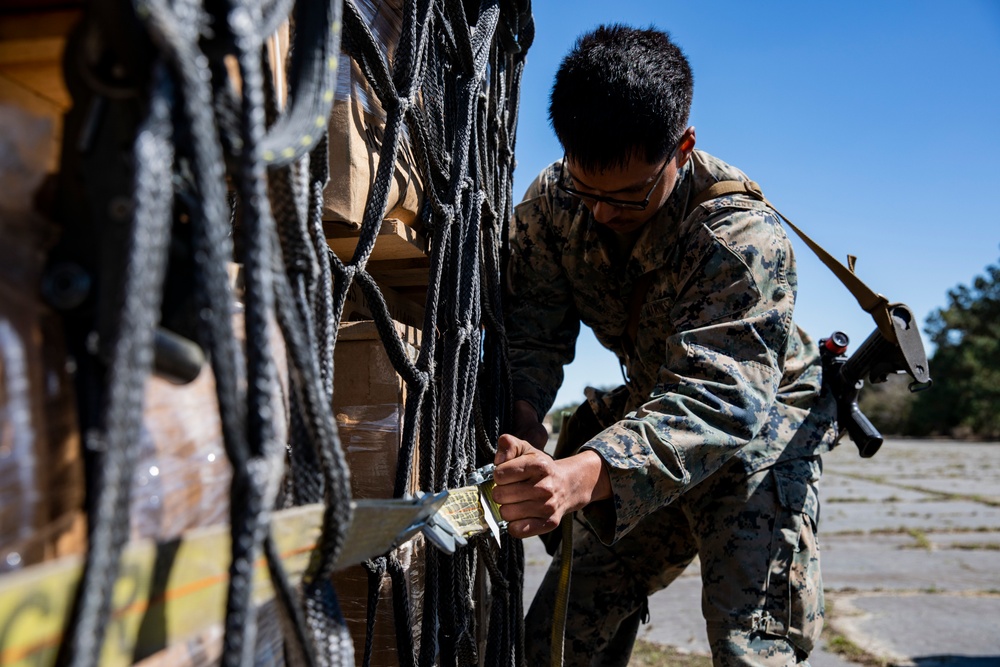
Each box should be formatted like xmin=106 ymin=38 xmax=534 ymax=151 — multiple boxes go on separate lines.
xmin=762 ymin=457 xmax=824 ymax=654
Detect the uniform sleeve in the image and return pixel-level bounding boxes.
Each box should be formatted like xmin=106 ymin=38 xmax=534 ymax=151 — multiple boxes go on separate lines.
xmin=505 ymin=176 xmax=581 ymax=418
xmin=581 ymin=206 xmax=793 ymax=543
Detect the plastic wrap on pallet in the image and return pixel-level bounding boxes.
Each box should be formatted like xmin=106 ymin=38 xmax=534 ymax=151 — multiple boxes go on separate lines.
xmin=334 ymin=0 xmax=404 ymax=116
xmin=0 ymin=284 xmax=48 ymax=568
xmin=324 ymin=0 xmax=423 ymax=228
xmin=335 ymin=403 xmax=403 ymax=499
xmin=331 ymin=319 xmax=424 ymax=664
xmin=129 ymin=296 xmax=289 ymax=542
xmin=332 ymin=533 xmax=425 ymax=667
xmin=0 ymin=104 xmax=86 ymax=573
xmin=332 ymin=320 xmax=420 ymax=500
xmin=129 ymin=371 xmax=233 ymax=541
xmin=132 ymin=599 xmax=285 ymax=667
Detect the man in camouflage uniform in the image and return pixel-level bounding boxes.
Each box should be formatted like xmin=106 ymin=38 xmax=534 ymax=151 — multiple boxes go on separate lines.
xmin=490 ymin=25 xmax=838 ymax=666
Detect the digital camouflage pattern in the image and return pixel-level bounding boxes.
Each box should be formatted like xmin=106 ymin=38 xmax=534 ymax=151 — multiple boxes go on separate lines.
xmin=524 ymin=456 xmax=824 ymax=666
xmin=506 ymin=149 xmax=836 ymax=663
xmin=506 ymin=149 xmax=838 ymax=543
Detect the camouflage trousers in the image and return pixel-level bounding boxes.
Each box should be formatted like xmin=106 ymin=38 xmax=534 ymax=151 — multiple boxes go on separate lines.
xmin=525 ymin=455 xmax=824 ymax=667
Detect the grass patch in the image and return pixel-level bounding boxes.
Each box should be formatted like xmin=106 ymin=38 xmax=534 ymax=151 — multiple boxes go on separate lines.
xmin=824 ymin=635 xmax=888 ymax=666
xmin=821 ymin=599 xmax=890 ymax=667
xmin=829 ymin=529 xmax=867 ymax=536
xmin=949 ymin=542 xmax=1000 ymax=551
xmin=904 ymin=528 xmax=932 ymax=550
xmin=628 ymin=640 xmax=712 ymax=667
xmin=833 ymin=472 xmax=1000 ymax=507
xmin=969 ymin=494 xmax=1000 ymax=508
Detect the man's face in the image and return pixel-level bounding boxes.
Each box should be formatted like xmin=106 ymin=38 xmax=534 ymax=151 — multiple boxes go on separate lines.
xmin=562 ymin=128 xmax=696 ymax=235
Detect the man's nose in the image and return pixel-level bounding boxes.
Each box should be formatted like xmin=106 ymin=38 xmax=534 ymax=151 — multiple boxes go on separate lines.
xmin=590 ymin=200 xmax=619 ymax=224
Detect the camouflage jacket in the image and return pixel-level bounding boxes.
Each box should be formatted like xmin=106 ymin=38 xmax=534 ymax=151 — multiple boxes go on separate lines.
xmin=506 ymin=149 xmax=837 ymax=543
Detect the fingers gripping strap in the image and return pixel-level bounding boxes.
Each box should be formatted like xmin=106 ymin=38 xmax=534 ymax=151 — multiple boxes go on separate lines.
xmin=692 ymin=181 xmax=896 ymax=344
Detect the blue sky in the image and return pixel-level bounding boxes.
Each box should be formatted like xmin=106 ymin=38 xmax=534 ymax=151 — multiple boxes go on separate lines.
xmin=510 ymin=1 xmax=1000 ymax=409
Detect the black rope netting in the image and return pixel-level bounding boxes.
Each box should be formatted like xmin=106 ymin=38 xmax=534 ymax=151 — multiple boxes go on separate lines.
xmin=50 ymin=0 xmax=534 ymax=665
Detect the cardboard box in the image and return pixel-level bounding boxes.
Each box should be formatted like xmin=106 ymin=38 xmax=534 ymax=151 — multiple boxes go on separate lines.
xmin=332 ymin=318 xmax=424 ymax=666
xmin=333 ymin=319 xmax=419 ymax=499
xmin=129 ymin=366 xmax=233 ymax=541
xmin=332 ymin=532 xmax=425 ymax=666
xmin=323 ymin=59 xmax=424 ymax=229
xmin=0 ymin=8 xmax=77 ymax=172
xmin=324 ymin=0 xmax=423 ymax=229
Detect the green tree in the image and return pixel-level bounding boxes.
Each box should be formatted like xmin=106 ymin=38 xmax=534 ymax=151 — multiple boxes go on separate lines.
xmin=911 ymin=253 xmax=1000 ymax=439
xmin=857 ymin=373 xmax=916 ymax=436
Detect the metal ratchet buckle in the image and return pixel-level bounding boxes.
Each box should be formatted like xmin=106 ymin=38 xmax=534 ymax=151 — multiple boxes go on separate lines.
xmin=419 ymin=493 xmax=469 ymax=555
xmin=416 ymin=463 xmax=510 ymax=554
xmin=468 ymin=463 xmax=508 ymax=544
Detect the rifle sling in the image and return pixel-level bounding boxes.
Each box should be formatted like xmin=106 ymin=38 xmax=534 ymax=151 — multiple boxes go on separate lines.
xmin=690 ymin=180 xmax=897 ymax=344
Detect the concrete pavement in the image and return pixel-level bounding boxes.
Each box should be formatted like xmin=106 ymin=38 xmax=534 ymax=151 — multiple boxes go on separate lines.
xmin=522 ymin=439 xmax=1000 ymax=665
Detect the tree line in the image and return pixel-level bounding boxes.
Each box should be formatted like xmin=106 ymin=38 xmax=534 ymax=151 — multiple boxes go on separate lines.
xmin=859 ymin=252 xmax=1000 ymax=440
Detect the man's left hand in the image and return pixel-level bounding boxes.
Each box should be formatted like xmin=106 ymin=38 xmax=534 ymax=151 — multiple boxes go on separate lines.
xmin=491 ymin=433 xmax=612 ymax=539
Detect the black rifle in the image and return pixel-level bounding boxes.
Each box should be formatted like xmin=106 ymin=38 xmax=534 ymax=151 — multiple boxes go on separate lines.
xmin=820 ymin=303 xmax=932 ymax=458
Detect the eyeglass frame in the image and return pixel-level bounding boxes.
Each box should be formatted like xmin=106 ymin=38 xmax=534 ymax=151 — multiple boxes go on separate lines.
xmin=556 ymin=143 xmax=678 ymax=211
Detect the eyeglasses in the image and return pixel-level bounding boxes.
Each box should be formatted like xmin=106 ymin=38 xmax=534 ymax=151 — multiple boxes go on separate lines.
xmin=557 ymin=146 xmax=676 ymax=211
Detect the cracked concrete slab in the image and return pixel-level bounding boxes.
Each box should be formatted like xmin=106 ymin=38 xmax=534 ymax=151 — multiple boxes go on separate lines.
xmin=821 ymin=499 xmax=1000 ymax=534
xmin=925 ymin=531 xmax=1000 ymax=550
xmin=887 ymin=477 xmax=1000 ymax=504
xmin=821 ymin=532 xmax=1000 ymax=592
xmin=521 ymin=438 xmax=1000 ymax=665
xmin=828 ymin=593 xmax=1000 ymax=665
xmin=822 ymin=475 xmax=934 ymax=503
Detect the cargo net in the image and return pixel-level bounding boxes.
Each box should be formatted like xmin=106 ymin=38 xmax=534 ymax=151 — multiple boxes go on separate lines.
xmin=52 ymin=0 xmax=534 ymax=666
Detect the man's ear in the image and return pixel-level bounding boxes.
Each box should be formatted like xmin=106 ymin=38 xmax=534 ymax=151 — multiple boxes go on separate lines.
xmin=677 ymin=126 xmax=696 ymax=166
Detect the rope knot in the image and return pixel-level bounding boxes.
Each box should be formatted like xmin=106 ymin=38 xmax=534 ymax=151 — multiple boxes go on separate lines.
xmin=396 ymin=95 xmax=415 ymax=114
xmin=440 ymin=204 xmax=456 ymax=226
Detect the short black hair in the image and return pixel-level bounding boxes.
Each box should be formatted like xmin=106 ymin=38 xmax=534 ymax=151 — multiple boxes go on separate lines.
xmin=549 ymin=24 xmax=693 ymax=172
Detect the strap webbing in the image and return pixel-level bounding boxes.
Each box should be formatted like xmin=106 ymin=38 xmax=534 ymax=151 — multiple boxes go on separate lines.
xmin=550 ymin=513 xmax=574 ymax=667
xmin=691 ymin=180 xmax=897 ymax=343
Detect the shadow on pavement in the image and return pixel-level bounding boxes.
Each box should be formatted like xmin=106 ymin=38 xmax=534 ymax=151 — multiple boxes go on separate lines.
xmin=913 ymin=657 xmax=1000 ymax=667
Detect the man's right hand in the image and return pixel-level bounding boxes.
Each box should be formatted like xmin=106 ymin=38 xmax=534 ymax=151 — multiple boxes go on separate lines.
xmin=512 ymin=399 xmax=549 ymax=450
xmin=492 ymin=433 xmax=612 ymax=539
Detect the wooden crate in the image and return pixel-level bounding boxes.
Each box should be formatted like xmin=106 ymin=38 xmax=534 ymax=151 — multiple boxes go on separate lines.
xmin=0 ymin=6 xmax=79 ymax=171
